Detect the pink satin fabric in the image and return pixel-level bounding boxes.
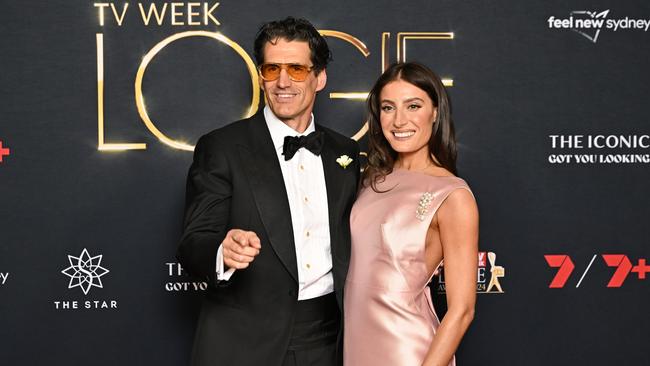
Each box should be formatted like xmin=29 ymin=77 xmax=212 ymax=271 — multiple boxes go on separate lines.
xmin=344 ymin=169 xmax=471 ymax=366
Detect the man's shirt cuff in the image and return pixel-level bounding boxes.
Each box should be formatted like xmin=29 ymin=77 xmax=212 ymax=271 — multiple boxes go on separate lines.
xmin=216 ymin=244 xmax=236 ymax=281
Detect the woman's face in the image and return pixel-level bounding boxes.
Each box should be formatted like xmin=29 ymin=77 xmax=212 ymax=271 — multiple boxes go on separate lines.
xmin=379 ymin=79 xmax=437 ymax=159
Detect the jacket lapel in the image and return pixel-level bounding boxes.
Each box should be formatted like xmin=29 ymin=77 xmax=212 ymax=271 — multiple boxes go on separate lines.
xmin=238 ymin=114 xmax=298 ymax=283
xmin=317 ymin=127 xmax=349 ymax=263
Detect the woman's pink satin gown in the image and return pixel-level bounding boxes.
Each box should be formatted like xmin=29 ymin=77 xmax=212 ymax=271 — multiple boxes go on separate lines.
xmin=344 ymin=169 xmax=471 ymax=366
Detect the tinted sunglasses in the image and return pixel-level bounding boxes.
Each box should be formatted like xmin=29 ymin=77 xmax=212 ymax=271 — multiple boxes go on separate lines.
xmin=258 ymin=63 xmax=314 ymax=82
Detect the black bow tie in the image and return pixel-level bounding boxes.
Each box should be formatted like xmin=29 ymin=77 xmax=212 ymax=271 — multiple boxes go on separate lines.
xmin=282 ymin=131 xmax=324 ymax=161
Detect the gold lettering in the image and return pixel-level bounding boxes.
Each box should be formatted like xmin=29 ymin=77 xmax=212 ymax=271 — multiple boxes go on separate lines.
xmin=96 ymin=33 xmax=146 ymax=151
xmin=110 ymin=3 xmax=129 ymax=27
xmin=94 ymin=3 xmax=109 ymax=26
xmin=381 ymin=32 xmax=390 ymax=72
xmin=319 ymin=30 xmax=370 ymax=141
xmin=187 ymin=2 xmax=201 ymax=26
xmin=138 ymin=2 xmax=167 ymax=26
xmin=320 ymin=30 xmax=370 ymax=57
xmin=171 ymin=2 xmax=185 ymax=25
xmin=204 ymin=2 xmax=220 ymax=26
xmin=329 ymin=93 xmax=368 ymax=100
xmin=396 ymin=32 xmax=454 ymax=86
xmin=135 ymin=31 xmax=259 ymax=151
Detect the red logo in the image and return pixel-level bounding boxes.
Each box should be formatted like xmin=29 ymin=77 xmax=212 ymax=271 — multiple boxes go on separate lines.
xmin=602 ymin=255 xmax=650 ymax=287
xmin=478 ymin=252 xmax=487 ymax=267
xmin=544 ymin=255 xmax=575 ymax=288
xmin=545 ymin=254 xmax=649 ymax=288
xmin=0 ymin=140 xmax=10 ymax=163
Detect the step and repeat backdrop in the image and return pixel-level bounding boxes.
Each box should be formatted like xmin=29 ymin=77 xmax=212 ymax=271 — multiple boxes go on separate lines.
xmin=1 ymin=1 xmax=649 ymax=365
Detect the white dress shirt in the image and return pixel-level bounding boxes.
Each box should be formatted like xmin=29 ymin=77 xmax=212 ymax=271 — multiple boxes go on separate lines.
xmin=216 ymin=106 xmax=334 ymax=300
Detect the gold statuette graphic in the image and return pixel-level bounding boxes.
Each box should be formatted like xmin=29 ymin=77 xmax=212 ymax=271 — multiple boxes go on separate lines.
xmin=486 ymin=252 xmax=505 ymax=293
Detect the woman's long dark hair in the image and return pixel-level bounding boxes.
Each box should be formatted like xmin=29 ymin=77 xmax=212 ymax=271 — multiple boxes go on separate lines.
xmin=362 ymin=62 xmax=457 ymax=192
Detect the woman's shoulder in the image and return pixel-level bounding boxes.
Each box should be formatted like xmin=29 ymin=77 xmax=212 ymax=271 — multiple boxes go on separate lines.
xmin=393 ymin=168 xmax=469 ymax=189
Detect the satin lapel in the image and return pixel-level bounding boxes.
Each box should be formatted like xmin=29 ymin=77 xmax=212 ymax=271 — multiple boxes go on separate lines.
xmin=317 ymin=128 xmax=347 ymax=261
xmin=237 ymin=115 xmax=298 ymax=283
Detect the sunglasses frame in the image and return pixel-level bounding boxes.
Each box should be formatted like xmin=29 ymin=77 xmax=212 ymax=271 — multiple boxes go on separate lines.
xmin=258 ymin=63 xmax=315 ymax=82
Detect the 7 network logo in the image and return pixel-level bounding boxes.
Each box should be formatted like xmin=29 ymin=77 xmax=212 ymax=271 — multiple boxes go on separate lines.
xmin=545 ymin=254 xmax=649 ymax=288
xmin=547 ymin=10 xmax=650 ymax=43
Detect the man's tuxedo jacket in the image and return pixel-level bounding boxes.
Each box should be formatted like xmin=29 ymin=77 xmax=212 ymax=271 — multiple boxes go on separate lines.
xmin=177 ymin=112 xmax=360 ymax=366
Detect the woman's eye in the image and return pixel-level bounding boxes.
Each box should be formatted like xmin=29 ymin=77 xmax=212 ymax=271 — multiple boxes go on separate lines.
xmin=407 ymin=104 xmax=421 ymax=110
xmin=381 ymin=105 xmax=394 ymax=112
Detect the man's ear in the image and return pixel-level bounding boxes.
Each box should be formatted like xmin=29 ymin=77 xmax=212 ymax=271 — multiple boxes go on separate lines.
xmin=315 ymin=69 xmax=327 ymax=92
xmin=259 ymin=74 xmax=267 ymax=92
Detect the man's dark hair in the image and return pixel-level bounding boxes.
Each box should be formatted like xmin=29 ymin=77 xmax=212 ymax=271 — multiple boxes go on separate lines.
xmin=253 ymin=17 xmax=332 ymax=74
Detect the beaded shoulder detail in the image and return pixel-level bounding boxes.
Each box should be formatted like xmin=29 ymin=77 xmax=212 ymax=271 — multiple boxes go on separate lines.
xmin=415 ymin=192 xmax=434 ymax=221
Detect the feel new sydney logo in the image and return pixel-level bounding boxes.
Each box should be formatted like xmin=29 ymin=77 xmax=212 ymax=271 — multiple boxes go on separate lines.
xmin=547 ymin=10 xmax=650 ymax=43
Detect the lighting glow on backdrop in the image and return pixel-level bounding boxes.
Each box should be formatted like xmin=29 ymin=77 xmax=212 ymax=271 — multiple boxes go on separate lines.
xmin=1 ymin=1 xmax=649 ymax=365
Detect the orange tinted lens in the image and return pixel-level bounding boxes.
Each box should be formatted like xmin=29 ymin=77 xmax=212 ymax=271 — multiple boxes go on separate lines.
xmin=286 ymin=64 xmax=310 ymax=81
xmin=260 ymin=64 xmax=281 ymax=80
xmin=260 ymin=64 xmax=311 ymax=81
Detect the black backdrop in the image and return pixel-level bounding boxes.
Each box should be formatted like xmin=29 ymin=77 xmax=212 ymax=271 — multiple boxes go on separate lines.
xmin=1 ymin=1 xmax=649 ymax=365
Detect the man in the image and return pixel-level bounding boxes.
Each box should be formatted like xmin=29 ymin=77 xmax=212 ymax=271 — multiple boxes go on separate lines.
xmin=177 ymin=17 xmax=360 ymax=366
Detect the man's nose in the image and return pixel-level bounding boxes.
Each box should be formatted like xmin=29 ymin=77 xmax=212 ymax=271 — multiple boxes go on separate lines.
xmin=276 ymin=68 xmax=292 ymax=88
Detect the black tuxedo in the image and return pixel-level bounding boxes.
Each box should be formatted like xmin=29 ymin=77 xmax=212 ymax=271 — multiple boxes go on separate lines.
xmin=177 ymin=111 xmax=360 ymax=366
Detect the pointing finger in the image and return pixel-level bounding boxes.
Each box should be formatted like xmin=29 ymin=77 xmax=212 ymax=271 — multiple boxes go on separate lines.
xmin=248 ymin=233 xmax=261 ymax=249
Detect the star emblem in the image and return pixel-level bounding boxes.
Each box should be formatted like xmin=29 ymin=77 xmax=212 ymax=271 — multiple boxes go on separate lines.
xmin=61 ymin=248 xmax=110 ymax=295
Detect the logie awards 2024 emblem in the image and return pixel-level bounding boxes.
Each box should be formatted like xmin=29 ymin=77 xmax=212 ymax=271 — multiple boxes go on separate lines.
xmin=435 ymin=251 xmax=506 ymax=294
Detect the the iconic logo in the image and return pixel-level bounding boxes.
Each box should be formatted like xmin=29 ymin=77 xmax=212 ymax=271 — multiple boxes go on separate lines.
xmin=0 ymin=272 xmax=9 ymax=285
xmin=547 ymin=10 xmax=650 ymax=43
xmin=435 ymin=251 xmax=505 ymax=294
xmin=545 ymin=254 xmax=649 ymax=288
xmin=61 ymin=248 xmax=110 ymax=295
xmin=0 ymin=140 xmax=10 ymax=163
xmin=165 ymin=262 xmax=207 ymax=292
xmin=547 ymin=134 xmax=650 ymax=165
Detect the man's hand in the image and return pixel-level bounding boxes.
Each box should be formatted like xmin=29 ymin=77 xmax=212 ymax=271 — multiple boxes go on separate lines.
xmin=222 ymin=229 xmax=261 ymax=270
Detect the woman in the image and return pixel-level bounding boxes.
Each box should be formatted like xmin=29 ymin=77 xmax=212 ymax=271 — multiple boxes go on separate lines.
xmin=344 ymin=62 xmax=478 ymax=366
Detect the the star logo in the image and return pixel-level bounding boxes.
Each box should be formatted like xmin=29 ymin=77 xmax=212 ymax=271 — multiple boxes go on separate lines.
xmin=61 ymin=248 xmax=110 ymax=295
